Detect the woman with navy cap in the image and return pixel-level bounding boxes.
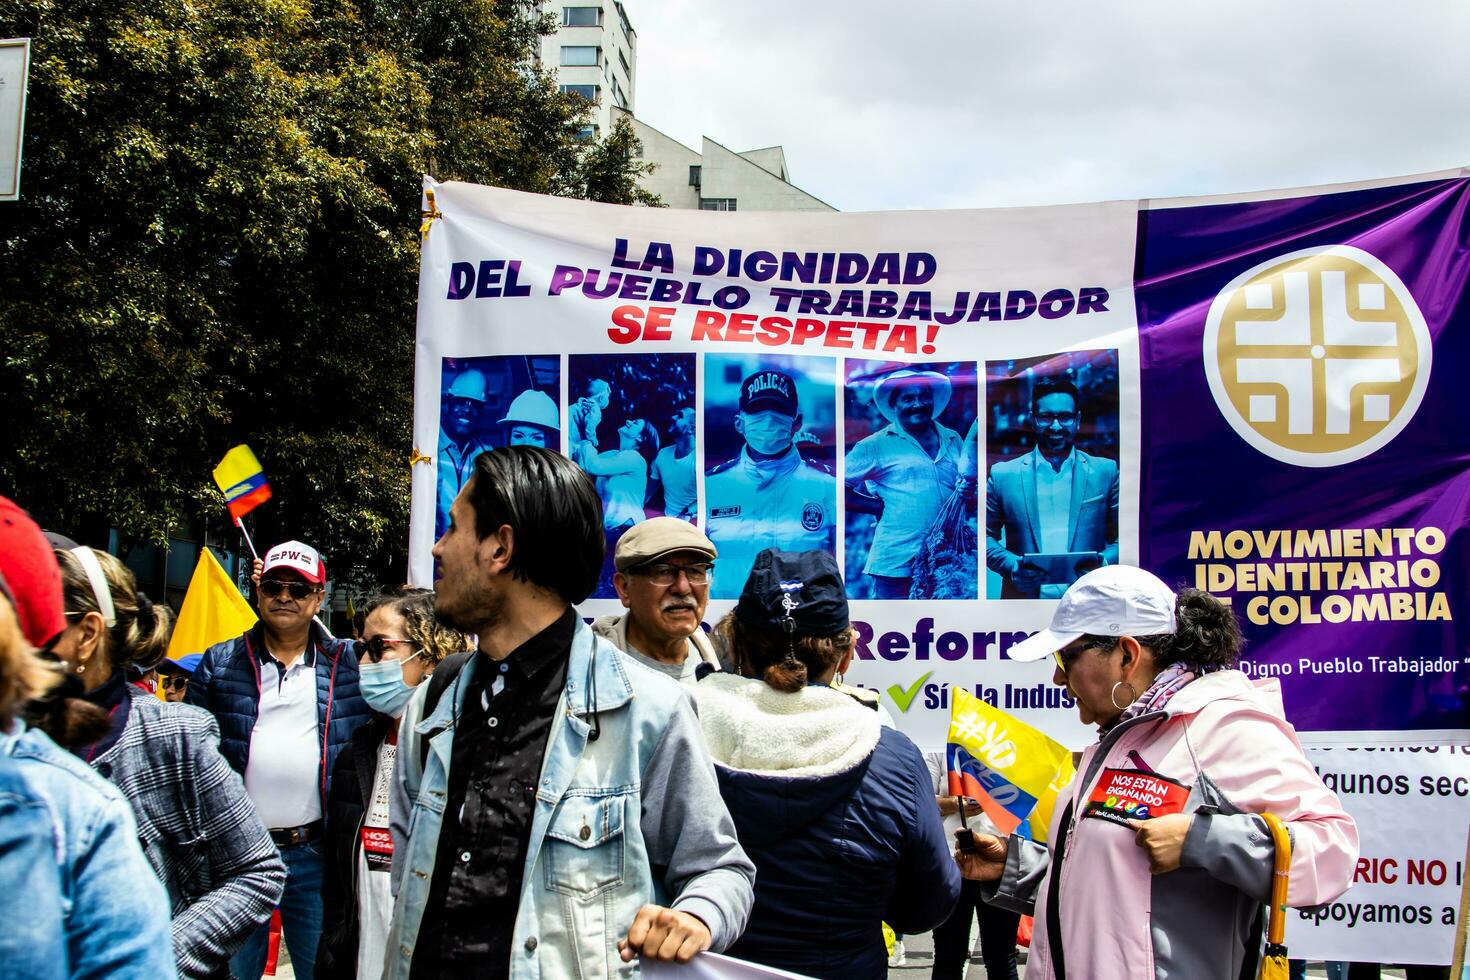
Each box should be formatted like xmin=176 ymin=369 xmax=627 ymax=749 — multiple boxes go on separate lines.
xmin=696 ymin=547 xmax=959 ymax=979
xmin=956 ymin=564 xmax=1358 ymax=980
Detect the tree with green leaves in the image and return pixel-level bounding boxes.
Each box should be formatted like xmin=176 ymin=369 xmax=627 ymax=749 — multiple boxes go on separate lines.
xmin=0 ymin=0 xmax=658 ymax=582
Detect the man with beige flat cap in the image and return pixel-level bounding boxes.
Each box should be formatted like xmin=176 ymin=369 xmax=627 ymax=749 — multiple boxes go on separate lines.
xmin=593 ymin=517 xmax=724 ymax=684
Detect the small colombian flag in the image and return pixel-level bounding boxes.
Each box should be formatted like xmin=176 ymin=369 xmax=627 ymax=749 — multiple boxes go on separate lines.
xmin=212 ymin=445 xmax=272 ymax=519
xmin=947 ymin=687 xmax=1075 ymax=843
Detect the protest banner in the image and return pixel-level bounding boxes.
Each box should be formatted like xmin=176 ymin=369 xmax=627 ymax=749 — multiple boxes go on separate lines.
xmin=1290 ymin=745 xmax=1470 ymax=963
xmin=410 ymin=170 xmax=1470 ymax=958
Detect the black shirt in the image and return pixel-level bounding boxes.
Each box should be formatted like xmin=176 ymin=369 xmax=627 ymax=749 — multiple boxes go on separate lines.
xmin=411 ymin=608 xmax=574 ymax=978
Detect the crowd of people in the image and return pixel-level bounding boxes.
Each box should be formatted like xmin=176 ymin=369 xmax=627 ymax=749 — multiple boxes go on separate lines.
xmin=1 ymin=443 xmax=1434 ymax=979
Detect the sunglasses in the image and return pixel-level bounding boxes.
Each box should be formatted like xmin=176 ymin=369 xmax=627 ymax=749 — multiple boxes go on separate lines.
xmin=159 ymin=676 xmax=189 ymax=691
xmin=354 ymin=636 xmax=417 ymax=664
xmin=1052 ymin=637 xmax=1117 ymax=675
xmin=259 ymin=580 xmax=323 ymax=600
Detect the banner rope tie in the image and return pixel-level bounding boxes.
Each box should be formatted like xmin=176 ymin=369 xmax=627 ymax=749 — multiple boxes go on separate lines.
xmin=419 ymin=187 xmax=443 ymax=238
xmin=409 ymin=448 xmax=433 ymax=467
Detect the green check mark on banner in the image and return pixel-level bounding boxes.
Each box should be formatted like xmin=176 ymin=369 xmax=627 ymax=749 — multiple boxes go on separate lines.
xmin=886 ymin=672 xmax=932 ymax=713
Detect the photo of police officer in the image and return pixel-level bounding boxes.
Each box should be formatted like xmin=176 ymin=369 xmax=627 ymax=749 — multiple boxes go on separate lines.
xmin=568 ymin=353 xmax=697 ymax=596
xmin=984 ymin=350 xmax=1121 ymax=599
xmin=435 ymin=355 xmax=561 ymax=539
xmin=844 ymin=360 xmax=978 ymax=600
xmin=704 ymin=354 xmax=837 ymax=599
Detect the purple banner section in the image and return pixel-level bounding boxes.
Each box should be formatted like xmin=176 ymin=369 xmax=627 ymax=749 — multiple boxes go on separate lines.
xmin=1136 ymin=178 xmax=1470 ymax=733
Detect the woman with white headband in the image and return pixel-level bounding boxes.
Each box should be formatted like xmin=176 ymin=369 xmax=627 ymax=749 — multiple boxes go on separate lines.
xmin=955 ymin=564 xmax=1358 ymax=980
xmin=52 ymin=545 xmax=286 ymax=980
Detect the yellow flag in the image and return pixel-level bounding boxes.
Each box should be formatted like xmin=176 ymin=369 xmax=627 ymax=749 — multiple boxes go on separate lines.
xmin=166 ymin=548 xmax=258 ymax=660
xmin=947 ymin=687 xmax=1075 ymax=842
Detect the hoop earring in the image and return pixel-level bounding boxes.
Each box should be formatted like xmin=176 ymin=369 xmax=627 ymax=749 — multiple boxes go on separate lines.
xmin=834 ymin=672 xmax=845 ymax=686
xmin=1110 ymin=681 xmax=1136 ymax=711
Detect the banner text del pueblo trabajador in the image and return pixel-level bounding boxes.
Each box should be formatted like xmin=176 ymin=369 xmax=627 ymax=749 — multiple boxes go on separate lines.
xmin=443 ymin=238 xmax=1112 ymax=356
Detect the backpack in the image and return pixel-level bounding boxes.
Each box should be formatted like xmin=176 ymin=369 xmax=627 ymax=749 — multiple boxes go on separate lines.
xmin=417 ymin=650 xmax=473 ymax=769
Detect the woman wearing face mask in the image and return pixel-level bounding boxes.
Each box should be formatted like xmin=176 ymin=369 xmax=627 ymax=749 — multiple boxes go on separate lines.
xmin=52 ymin=545 xmax=287 ymax=979
xmin=955 ymin=565 xmax=1358 ymax=980
xmin=317 ymin=588 xmax=474 ymax=980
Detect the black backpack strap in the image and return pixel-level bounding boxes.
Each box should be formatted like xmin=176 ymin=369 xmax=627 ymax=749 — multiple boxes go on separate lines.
xmin=418 ymin=651 xmax=472 ymax=770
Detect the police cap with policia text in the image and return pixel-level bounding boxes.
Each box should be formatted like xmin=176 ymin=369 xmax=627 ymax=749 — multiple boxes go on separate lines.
xmin=739 ymin=370 xmax=799 ymax=416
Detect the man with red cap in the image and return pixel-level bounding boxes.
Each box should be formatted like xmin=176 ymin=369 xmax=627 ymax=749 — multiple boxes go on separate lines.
xmin=187 ymin=538 xmax=371 ymax=980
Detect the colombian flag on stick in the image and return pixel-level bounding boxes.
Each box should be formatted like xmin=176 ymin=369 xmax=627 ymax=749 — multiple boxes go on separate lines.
xmin=947 ymin=687 xmax=1075 ymax=843
xmin=212 ymin=445 xmax=272 ymax=519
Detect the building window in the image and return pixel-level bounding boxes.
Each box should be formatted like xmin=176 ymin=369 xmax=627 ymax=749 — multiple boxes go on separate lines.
xmin=561 ymin=45 xmax=599 ymax=66
xmin=618 ymin=48 xmax=631 ymax=76
xmin=562 ymin=6 xmax=601 ymax=26
xmin=560 ymin=84 xmax=599 ymax=101
xmin=688 ymin=165 xmax=701 ymax=189
xmin=700 ymin=198 xmax=737 ymax=212
xmin=575 ymin=124 xmax=599 ymax=142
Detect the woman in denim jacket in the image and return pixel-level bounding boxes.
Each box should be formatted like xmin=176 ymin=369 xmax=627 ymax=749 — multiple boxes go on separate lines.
xmin=0 ymin=496 xmax=176 ymax=978
xmin=52 ymin=545 xmax=286 ymax=980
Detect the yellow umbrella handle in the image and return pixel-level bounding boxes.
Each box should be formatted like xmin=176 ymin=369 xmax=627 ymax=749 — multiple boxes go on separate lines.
xmin=1263 ymin=812 xmax=1292 ymax=951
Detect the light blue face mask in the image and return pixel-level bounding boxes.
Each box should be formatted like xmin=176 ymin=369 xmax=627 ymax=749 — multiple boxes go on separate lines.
xmin=359 ymin=657 xmax=420 ymax=718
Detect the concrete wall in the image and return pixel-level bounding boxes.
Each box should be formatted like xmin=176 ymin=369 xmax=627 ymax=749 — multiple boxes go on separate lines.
xmin=699 ymin=138 xmax=834 ymax=212
xmin=621 ymin=110 xmax=701 ymax=208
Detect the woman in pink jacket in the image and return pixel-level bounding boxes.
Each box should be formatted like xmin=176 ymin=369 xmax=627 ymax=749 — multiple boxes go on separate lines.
xmin=959 ymin=565 xmax=1358 ymax=980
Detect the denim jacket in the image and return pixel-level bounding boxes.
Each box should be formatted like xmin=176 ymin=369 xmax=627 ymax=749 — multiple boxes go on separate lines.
xmin=386 ymin=617 xmax=754 ymax=980
xmin=1 ymin=723 xmax=178 ymax=979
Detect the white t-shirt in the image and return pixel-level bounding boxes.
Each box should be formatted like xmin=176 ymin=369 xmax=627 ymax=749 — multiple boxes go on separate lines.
xmin=244 ymin=655 xmax=322 ymax=828
xmin=356 ymin=739 xmax=397 ymax=980
xmin=651 ymin=445 xmax=698 ymax=520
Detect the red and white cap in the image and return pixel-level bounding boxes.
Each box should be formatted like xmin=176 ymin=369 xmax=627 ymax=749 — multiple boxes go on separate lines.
xmin=262 ymin=540 xmax=326 ymax=584
xmin=1006 ymin=565 xmax=1178 ymax=663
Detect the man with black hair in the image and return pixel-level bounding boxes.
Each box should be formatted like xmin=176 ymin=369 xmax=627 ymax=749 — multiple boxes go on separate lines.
xmin=985 ymin=377 xmax=1119 ymax=598
xmin=385 ymin=446 xmax=754 ymax=980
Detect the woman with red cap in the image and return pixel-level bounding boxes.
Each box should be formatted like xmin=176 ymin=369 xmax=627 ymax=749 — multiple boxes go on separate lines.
xmin=0 ymin=495 xmax=177 ymax=978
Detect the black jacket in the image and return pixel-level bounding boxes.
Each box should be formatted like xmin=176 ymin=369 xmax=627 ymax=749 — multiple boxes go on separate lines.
xmin=316 ymin=713 xmax=393 ymax=980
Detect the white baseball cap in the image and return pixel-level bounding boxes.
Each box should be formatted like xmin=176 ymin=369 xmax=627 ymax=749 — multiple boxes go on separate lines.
xmin=1007 ymin=565 xmax=1177 ymax=663
xmin=262 ymin=540 xmax=326 ymax=584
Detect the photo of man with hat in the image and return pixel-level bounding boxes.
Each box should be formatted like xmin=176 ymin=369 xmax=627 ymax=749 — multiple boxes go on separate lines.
xmin=845 ymin=366 xmax=973 ymax=599
xmin=705 ymin=361 xmax=836 ymax=599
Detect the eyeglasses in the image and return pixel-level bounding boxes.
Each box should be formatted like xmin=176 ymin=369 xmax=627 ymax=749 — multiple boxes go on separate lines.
xmin=634 ymin=562 xmax=713 ymax=587
xmin=259 ymin=580 xmax=323 ymax=600
xmin=1033 ymin=412 xmax=1080 ymax=427
xmin=159 ymin=676 xmax=189 ymax=692
xmin=354 ymin=636 xmax=418 ymax=663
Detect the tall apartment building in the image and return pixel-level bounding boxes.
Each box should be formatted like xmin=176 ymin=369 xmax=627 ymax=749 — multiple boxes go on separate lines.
xmin=540 ymin=2 xmax=636 ymax=139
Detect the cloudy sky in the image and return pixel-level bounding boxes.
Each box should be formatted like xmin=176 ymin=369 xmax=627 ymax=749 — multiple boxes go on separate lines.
xmin=627 ymin=1 xmax=1470 ymax=212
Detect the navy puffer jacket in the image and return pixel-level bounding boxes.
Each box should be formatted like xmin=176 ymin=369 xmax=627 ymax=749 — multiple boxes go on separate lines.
xmin=692 ymin=673 xmax=960 ymax=979
xmin=185 ymin=621 xmax=370 ymax=821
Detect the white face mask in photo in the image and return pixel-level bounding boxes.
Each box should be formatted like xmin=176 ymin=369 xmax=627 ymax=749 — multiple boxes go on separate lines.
xmin=740 ymin=411 xmax=797 ymax=456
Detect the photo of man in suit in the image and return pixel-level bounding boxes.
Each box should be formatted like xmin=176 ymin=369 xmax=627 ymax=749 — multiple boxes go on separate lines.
xmin=985 ymin=377 xmax=1118 ymax=598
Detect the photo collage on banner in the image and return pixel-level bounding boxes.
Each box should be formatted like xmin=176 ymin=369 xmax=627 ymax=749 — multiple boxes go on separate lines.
xmin=432 ymin=349 xmax=1129 ymax=607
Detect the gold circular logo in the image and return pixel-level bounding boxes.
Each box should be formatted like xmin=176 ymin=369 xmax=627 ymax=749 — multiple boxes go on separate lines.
xmin=1202 ymin=245 xmax=1432 ymax=467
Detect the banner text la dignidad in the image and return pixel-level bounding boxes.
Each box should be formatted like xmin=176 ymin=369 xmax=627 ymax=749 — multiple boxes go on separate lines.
xmin=443 ymin=241 xmax=1112 ymax=353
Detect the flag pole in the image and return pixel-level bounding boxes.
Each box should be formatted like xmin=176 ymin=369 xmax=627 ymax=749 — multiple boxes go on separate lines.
xmin=234 ymin=516 xmax=261 ymax=563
